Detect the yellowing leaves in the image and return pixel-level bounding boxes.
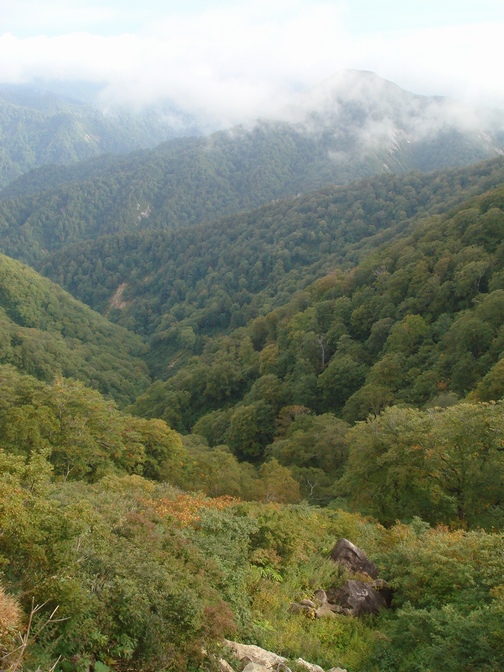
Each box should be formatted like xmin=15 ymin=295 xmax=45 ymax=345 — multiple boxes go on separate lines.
xmin=143 ymin=493 xmax=239 ymax=526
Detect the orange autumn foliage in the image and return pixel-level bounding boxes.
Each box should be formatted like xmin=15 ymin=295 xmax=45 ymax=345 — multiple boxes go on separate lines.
xmin=143 ymin=493 xmax=239 ymax=526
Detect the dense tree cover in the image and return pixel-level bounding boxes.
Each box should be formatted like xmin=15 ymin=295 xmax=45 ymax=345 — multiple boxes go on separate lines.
xmin=341 ymin=402 xmax=504 ymax=528
xmin=0 ymin=84 xmax=199 ymax=190
xmin=3 ymin=71 xmax=504 ymax=202
xmin=0 ymin=123 xmax=369 ymax=265
xmin=0 ymin=254 xmax=150 ymax=405
xmin=0 ymin=365 xmax=183 ymax=482
xmin=121 ymin=179 xmax=504 ymax=480
xmin=3 ymin=116 xmax=504 ymax=669
xmin=0 ymin=364 xmax=305 ymax=501
xmin=38 ymin=158 xmax=504 ymax=350
xmin=1 ymin=106 xmax=504 ymax=267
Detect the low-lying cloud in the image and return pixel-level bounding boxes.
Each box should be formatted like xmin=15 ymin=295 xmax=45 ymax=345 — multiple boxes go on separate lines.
xmin=1 ymin=2 xmax=503 ymax=129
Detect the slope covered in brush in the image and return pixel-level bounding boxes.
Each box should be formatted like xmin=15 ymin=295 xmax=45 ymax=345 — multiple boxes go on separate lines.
xmin=0 ymin=254 xmax=150 ymax=404
xmin=2 ymin=393 xmax=504 ymax=671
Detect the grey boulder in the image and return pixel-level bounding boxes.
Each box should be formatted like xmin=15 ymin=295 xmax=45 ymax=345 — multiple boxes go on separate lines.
xmin=330 ymin=539 xmax=379 ymax=579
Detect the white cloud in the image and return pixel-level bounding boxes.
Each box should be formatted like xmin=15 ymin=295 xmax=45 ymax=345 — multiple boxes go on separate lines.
xmin=0 ymin=1 xmax=503 ymax=127
xmin=353 ymin=22 xmax=504 ymax=108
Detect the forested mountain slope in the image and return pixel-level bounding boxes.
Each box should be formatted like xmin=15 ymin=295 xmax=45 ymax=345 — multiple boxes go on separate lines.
xmin=0 ymin=254 xmax=150 ymax=404
xmin=38 ymin=157 xmax=504 ymax=351
xmin=2 ymin=77 xmax=504 ymax=670
xmin=2 ymin=72 xmax=504 ymax=266
xmin=0 ymin=83 xmax=199 ymax=190
xmin=122 ymin=174 xmax=504 ymax=467
xmin=2 ymin=159 xmax=504 ymax=670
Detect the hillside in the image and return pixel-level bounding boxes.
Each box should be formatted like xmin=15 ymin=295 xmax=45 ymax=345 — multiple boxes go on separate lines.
xmin=0 ymin=83 xmax=200 ymax=190
xmin=1 ymin=367 xmax=503 ymax=672
xmin=31 ymin=155 xmax=504 ymax=512
xmin=3 ymin=423 xmax=502 ymax=672
xmin=0 ymin=254 xmax=150 ymax=405
xmin=2 ymin=157 xmax=504 ymax=670
xmin=1 ymin=72 xmax=504 ymax=266
xmin=2 ymin=73 xmax=504 ymax=671
xmin=38 ymin=157 xmax=504 ymax=348
xmin=119 ymin=171 xmax=504 ymax=472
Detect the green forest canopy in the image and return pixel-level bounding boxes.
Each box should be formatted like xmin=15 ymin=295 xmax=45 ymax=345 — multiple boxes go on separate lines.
xmin=2 ymin=156 xmax=504 ymax=670
xmin=0 ymin=254 xmax=150 ymax=405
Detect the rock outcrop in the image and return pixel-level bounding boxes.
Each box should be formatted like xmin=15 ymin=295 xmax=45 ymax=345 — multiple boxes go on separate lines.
xmin=220 ymin=660 xmax=236 ymax=672
xmin=332 ymin=580 xmax=386 ymax=616
xmin=288 ymin=602 xmax=313 ymax=615
xmin=224 ymin=640 xmax=287 ymax=669
xmin=329 ymin=539 xmax=379 ymax=579
xmin=221 ymin=541 xmax=384 ymax=672
xmin=296 ymin=658 xmax=324 ymax=672
xmin=222 ymin=641 xmax=347 ymax=672
xmin=290 ymin=538 xmax=391 ymax=618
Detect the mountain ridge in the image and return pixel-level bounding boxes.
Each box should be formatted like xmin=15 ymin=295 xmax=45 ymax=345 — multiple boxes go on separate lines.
xmin=0 ymin=82 xmax=203 ymax=189
xmin=37 ymin=156 xmax=504 ymax=340
xmin=2 ymin=70 xmax=504 ymax=267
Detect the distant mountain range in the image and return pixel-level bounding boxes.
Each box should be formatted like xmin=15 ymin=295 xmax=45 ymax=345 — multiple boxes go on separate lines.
xmin=1 ymin=71 xmax=504 ymax=268
xmin=287 ymin=70 xmax=504 ymax=171
xmin=1 ymin=70 xmax=503 ymax=196
xmin=0 ymin=82 xmax=203 ymax=189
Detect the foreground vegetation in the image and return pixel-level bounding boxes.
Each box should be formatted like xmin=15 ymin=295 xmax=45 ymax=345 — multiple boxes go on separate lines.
xmin=1 ymin=364 xmax=504 ymax=671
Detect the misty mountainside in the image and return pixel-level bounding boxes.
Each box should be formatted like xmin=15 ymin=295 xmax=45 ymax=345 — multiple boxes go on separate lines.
xmin=280 ymin=69 xmax=504 ymax=182
xmin=2 ymin=71 xmax=504 ymax=266
xmin=0 ymin=82 xmax=202 ymax=190
xmin=0 ymin=253 xmax=150 ymax=405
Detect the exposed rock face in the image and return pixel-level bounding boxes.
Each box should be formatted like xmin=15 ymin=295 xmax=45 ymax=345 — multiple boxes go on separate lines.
xmin=315 ymin=604 xmax=339 ymax=618
xmin=242 ymin=663 xmax=270 ymax=672
xmin=290 ymin=540 xmax=390 ymax=619
xmin=313 ymin=589 xmax=327 ymax=605
xmin=220 ymin=660 xmax=236 ymax=672
xmin=371 ymin=578 xmax=394 ymax=607
xmin=224 ymin=640 xmax=287 ymax=670
xmin=296 ymin=658 xmax=325 ymax=672
xmin=325 ymin=587 xmax=342 ymax=604
xmin=223 ymin=641 xmax=347 ymax=672
xmin=329 ymin=539 xmax=379 ymax=579
xmin=290 ymin=596 xmax=346 ymax=618
xmin=332 ymin=580 xmax=387 ymax=616
xmin=289 ymin=602 xmax=313 ymax=615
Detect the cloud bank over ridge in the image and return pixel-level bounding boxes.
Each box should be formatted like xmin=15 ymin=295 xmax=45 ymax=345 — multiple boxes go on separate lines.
xmin=1 ymin=1 xmax=503 ymax=128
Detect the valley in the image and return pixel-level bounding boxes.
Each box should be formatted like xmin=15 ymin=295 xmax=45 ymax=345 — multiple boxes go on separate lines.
xmin=0 ymin=71 xmax=504 ymax=672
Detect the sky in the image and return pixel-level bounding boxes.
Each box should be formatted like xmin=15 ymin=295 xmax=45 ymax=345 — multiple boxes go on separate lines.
xmin=1 ymin=0 xmax=504 ymax=126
